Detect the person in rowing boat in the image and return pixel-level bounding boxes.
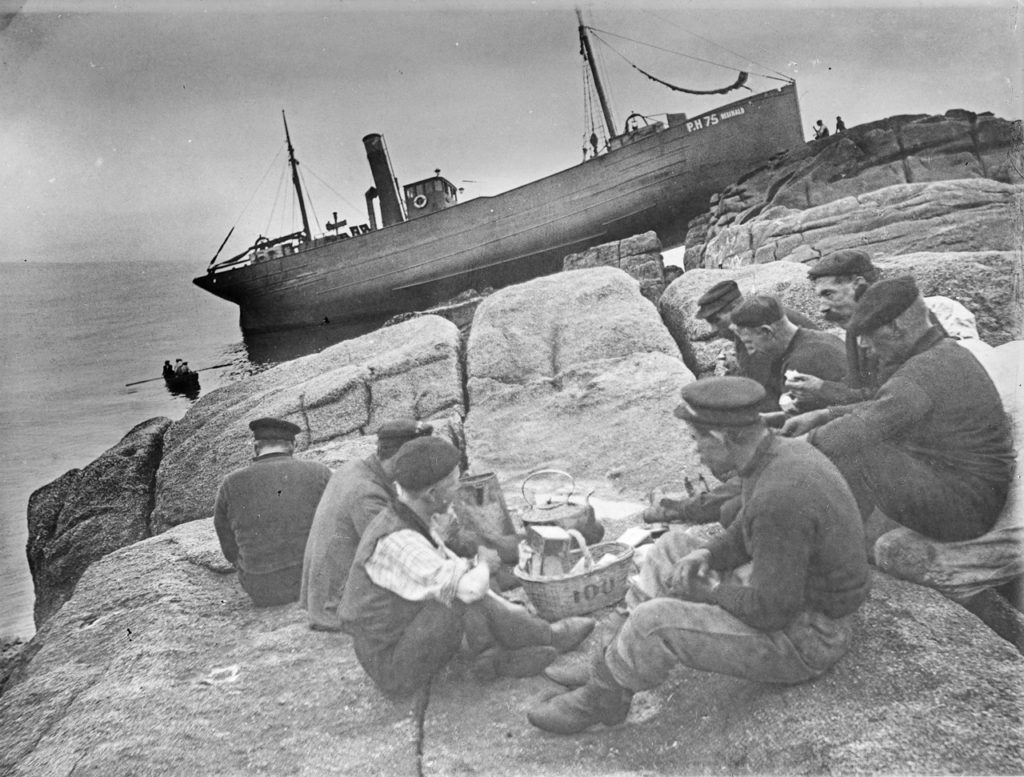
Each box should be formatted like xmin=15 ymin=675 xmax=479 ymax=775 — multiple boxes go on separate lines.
xmin=214 ymin=417 xmax=332 ymax=606
xmin=338 ymin=436 xmax=594 ymax=699
xmin=300 ymin=418 xmax=434 ymax=631
xmin=528 ymin=377 xmax=869 ymax=734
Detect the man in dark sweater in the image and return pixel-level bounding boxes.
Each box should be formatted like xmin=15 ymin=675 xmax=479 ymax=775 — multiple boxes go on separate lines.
xmin=214 ymin=417 xmax=332 ymax=607
xmin=783 ymin=277 xmax=1015 ymax=543
xmin=729 ymin=293 xmax=847 ymax=416
xmin=529 ymin=377 xmax=869 ymax=735
xmin=300 ymin=419 xmax=433 ymax=631
xmin=695 ymin=279 xmax=821 ymax=411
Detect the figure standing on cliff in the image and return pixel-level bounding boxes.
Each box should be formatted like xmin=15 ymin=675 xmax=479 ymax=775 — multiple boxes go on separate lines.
xmin=835 ymin=115 xmax=846 ymax=133
xmin=299 ymin=419 xmax=434 ymax=631
xmin=214 ymin=417 xmax=331 ymax=607
xmin=338 ymin=436 xmax=594 ymax=698
xmin=527 ymin=377 xmax=870 ymax=734
xmin=782 ymin=277 xmax=1017 ymax=601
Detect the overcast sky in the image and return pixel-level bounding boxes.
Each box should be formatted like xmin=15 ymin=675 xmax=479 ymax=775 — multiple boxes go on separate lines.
xmin=2 ymin=0 xmax=1021 ymax=266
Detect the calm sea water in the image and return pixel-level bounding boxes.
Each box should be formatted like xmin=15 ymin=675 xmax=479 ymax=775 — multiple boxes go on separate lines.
xmin=0 ymin=259 xmax=366 ymax=639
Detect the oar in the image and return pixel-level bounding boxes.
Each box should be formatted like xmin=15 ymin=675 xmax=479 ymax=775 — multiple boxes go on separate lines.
xmin=125 ymin=361 xmax=235 ymax=387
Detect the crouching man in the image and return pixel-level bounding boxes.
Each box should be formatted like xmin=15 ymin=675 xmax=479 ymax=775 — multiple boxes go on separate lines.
xmin=528 ymin=377 xmax=870 ymax=735
xmin=339 ymin=436 xmax=594 ymax=699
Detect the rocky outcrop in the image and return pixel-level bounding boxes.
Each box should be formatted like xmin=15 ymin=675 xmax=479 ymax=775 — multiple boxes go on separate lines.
xmin=25 ymin=417 xmax=170 ymax=628
xmin=465 ymin=266 xmax=699 ymax=498
xmin=685 ymin=111 xmax=1023 ymax=269
xmin=149 ymin=315 xmax=464 ymax=532
xmin=2 ymin=516 xmax=1021 ymax=776
xmin=563 ymin=231 xmax=668 ymax=303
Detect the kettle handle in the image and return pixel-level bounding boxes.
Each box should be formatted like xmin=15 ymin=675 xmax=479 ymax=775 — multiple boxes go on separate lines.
xmin=521 ymin=469 xmax=575 ymax=510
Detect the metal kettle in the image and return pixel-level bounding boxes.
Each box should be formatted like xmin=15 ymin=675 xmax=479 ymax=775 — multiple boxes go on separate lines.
xmin=520 ymin=469 xmax=605 ymax=546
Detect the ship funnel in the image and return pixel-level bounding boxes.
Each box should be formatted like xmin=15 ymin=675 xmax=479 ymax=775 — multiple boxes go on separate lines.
xmin=362 ymin=133 xmax=406 ymax=228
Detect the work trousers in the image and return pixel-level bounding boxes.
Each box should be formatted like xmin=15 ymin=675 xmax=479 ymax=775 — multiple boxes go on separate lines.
xmin=826 ymin=443 xmax=1007 ymax=542
xmin=238 ymin=564 xmax=303 ymax=607
xmin=352 ymin=594 xmax=553 ymax=698
xmin=607 ymin=530 xmax=854 ymax=693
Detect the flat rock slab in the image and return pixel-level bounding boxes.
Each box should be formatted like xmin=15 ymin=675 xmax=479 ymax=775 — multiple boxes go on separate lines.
xmin=2 ymin=518 xmax=1022 ymax=775
xmin=150 ymin=315 xmax=463 ymax=532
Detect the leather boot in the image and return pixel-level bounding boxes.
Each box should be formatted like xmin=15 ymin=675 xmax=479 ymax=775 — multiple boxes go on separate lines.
xmin=527 ymin=649 xmax=632 ymax=734
xmin=542 ymin=660 xmax=590 ymax=688
xmin=549 ymin=616 xmax=596 ymax=653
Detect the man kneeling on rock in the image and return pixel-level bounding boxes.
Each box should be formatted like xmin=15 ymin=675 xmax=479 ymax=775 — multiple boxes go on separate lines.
xmin=528 ymin=377 xmax=870 ymax=735
xmin=339 ymin=436 xmax=594 ymax=698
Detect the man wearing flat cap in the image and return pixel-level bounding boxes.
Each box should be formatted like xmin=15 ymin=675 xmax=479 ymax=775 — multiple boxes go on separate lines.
xmin=214 ymin=417 xmax=332 ymax=607
xmin=300 ymin=419 xmax=434 ymax=631
xmin=728 ymin=293 xmax=847 ymax=418
xmin=529 ymin=377 xmax=869 ymax=735
xmin=783 ymin=277 xmax=1015 ymax=594
xmin=696 ymin=279 xmax=820 ymax=411
xmin=339 ymin=436 xmax=595 ymax=698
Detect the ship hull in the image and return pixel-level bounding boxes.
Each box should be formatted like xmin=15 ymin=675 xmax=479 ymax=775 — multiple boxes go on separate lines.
xmin=194 ymin=84 xmax=803 ymax=333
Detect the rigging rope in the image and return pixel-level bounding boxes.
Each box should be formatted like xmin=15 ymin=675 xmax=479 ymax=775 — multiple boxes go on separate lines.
xmin=632 ymin=63 xmax=749 ymax=96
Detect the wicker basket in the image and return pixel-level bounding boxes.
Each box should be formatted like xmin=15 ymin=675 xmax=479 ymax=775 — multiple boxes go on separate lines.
xmin=514 ymin=538 xmax=634 ymax=621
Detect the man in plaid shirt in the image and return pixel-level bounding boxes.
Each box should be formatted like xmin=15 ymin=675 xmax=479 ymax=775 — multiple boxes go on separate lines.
xmin=339 ymin=436 xmax=594 ymax=698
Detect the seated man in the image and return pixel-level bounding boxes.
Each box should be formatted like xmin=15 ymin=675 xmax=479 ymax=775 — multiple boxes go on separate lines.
xmin=300 ymin=419 xmax=434 ymax=631
xmin=214 ymin=417 xmax=332 ymax=606
xmin=695 ymin=279 xmax=820 ymax=411
xmin=782 ymin=277 xmax=1016 ymax=596
xmin=728 ymin=293 xmax=847 ymax=418
xmin=339 ymin=436 xmax=594 ymax=699
xmin=530 ymin=377 xmax=869 ymax=734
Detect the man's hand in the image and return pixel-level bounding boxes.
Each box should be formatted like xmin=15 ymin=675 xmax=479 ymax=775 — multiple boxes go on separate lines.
xmin=781 ymin=409 xmax=831 ymax=437
xmin=668 ymin=549 xmax=717 ymax=603
xmin=476 ymin=546 xmax=503 ymax=574
xmin=455 ymin=563 xmax=491 ymax=603
xmin=785 ymin=372 xmax=825 ymax=402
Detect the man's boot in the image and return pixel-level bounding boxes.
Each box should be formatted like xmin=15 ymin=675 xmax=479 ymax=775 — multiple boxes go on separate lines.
xmin=472 ymin=645 xmax=557 ymax=681
xmin=527 ymin=649 xmax=632 ymax=735
xmin=549 ymin=616 xmax=595 ymax=653
xmin=543 ymin=608 xmax=627 ymax=687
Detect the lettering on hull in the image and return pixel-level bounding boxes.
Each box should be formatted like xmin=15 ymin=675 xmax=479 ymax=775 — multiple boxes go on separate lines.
xmin=685 ymin=106 xmax=746 ymax=134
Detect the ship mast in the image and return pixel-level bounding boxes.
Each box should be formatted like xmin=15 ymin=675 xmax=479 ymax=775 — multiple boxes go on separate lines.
xmin=576 ymin=8 xmax=614 ymax=140
xmin=282 ymin=111 xmax=312 ymax=242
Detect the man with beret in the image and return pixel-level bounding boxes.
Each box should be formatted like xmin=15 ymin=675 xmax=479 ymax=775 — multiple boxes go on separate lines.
xmin=783 ymin=277 xmax=1014 ymax=557
xmin=728 ymin=293 xmax=847 ymax=418
xmin=300 ymin=419 xmax=433 ymax=631
xmin=696 ymin=279 xmax=820 ymax=411
xmin=528 ymin=377 xmax=870 ymax=734
xmin=339 ymin=436 xmax=595 ymax=698
xmin=214 ymin=417 xmax=332 ymax=607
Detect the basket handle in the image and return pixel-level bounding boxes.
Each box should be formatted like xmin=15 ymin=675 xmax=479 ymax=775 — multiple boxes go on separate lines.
xmin=522 ymin=469 xmax=576 ymax=510
xmin=566 ymin=528 xmax=593 ymax=570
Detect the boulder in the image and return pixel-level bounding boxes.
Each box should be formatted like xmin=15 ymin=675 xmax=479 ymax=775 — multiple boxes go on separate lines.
xmin=1 ymin=518 xmax=1021 ymax=776
xmin=26 ymin=417 xmax=170 ymax=628
xmin=563 ymin=231 xmax=667 ymax=303
xmin=700 ymin=180 xmax=1021 ymax=270
xmin=149 ymin=315 xmax=464 ymax=532
xmin=465 ymin=266 xmax=700 ymax=499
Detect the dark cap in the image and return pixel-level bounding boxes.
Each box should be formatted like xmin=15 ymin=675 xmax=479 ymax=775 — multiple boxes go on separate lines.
xmin=807 ymin=249 xmax=875 ymax=280
xmin=392 ymin=436 xmax=461 ymax=491
xmin=376 ymin=419 xmax=434 ymax=460
xmin=728 ymin=294 xmax=784 ymax=328
xmin=847 ymin=276 xmax=920 ymax=336
xmin=696 ymin=280 xmax=742 ymax=320
xmin=674 ymin=377 xmax=766 ymax=428
xmin=249 ymin=417 xmax=301 ymax=441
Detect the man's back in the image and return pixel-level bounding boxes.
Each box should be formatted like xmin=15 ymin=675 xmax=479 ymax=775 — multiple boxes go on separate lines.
xmin=215 ymin=453 xmax=331 ymax=575
xmin=300 ymin=456 xmax=395 ymax=630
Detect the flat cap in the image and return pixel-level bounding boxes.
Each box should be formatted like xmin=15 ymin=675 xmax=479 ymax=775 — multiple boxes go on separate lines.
xmin=249 ymin=417 xmax=301 ymax=440
xmin=376 ymin=418 xmax=434 ymax=459
xmin=696 ymin=280 xmax=742 ymax=320
xmin=728 ymin=294 xmax=784 ymax=328
xmin=674 ymin=377 xmax=766 ymax=428
xmin=807 ymin=249 xmax=875 ymax=280
xmin=392 ymin=436 xmax=461 ymax=491
xmin=847 ymin=275 xmax=920 ymax=336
